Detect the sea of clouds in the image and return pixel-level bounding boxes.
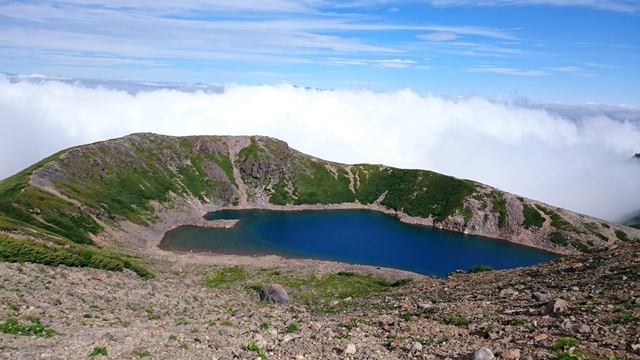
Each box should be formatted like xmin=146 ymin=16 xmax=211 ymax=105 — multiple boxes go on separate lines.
xmin=1 ymin=74 xmax=639 ymax=223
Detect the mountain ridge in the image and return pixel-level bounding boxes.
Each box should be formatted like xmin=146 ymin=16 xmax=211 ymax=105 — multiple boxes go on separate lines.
xmin=1 ymin=132 xmax=637 ymax=257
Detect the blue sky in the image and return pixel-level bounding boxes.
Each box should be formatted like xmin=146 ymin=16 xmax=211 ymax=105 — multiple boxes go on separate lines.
xmin=1 ymin=0 xmax=639 ymax=104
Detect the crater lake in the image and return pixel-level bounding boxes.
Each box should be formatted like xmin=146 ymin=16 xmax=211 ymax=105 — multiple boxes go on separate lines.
xmin=160 ymin=209 xmax=559 ymax=276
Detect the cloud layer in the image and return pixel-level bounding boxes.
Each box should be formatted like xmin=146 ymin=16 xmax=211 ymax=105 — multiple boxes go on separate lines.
xmin=1 ymin=76 xmax=639 ymax=222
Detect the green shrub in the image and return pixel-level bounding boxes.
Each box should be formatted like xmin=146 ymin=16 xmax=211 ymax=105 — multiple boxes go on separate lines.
xmin=469 ymin=265 xmax=493 ymax=273
xmin=489 ymin=192 xmax=508 ymax=228
xmin=550 ymin=232 xmax=569 ymax=246
xmin=553 ymin=337 xmax=579 ymax=350
xmin=610 ymin=314 xmax=640 ymax=324
xmin=0 ymin=317 xmax=56 ymax=337
xmin=337 ymin=271 xmax=356 ymax=277
xmin=570 ymin=240 xmax=590 ymax=252
xmin=522 ymin=203 xmax=545 ymax=228
xmin=88 ymin=347 xmax=108 ymax=357
xmin=390 ymin=278 xmax=413 ymax=287
xmin=614 ymin=230 xmax=629 ymax=242
xmin=442 ymin=316 xmax=469 ymax=326
xmin=133 ymin=350 xmax=151 ymax=358
xmin=0 ymin=235 xmax=153 ymax=279
xmin=245 ymin=341 xmax=268 ymax=360
xmin=285 ymin=322 xmax=299 ymax=333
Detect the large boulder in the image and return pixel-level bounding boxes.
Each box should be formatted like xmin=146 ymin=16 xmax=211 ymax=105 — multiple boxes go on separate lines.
xmin=259 ymin=283 xmax=289 ymax=304
xmin=545 ymin=298 xmax=568 ymax=314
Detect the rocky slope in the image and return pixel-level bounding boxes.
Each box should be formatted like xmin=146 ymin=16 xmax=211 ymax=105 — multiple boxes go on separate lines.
xmin=1 ymin=132 xmax=637 ymax=256
xmin=0 ymin=239 xmax=638 ymax=360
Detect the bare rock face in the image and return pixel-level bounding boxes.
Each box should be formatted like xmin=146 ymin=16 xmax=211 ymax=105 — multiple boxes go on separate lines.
xmin=259 ymin=283 xmax=289 ymax=304
xmin=237 ymin=137 xmax=293 ymax=182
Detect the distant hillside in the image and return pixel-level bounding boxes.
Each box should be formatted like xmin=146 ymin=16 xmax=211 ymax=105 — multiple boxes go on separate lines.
xmin=0 ymin=133 xmax=637 ymax=256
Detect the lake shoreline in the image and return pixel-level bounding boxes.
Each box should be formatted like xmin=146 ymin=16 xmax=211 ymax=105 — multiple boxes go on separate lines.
xmin=95 ymin=199 xmax=566 ymax=280
xmin=98 ymin=201 xmax=433 ymax=280
xmin=157 ymin=206 xmax=559 ymax=277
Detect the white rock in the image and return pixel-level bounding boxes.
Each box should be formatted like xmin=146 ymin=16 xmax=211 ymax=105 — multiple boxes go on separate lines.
xmin=344 ymin=343 xmax=357 ymax=355
xmin=473 ymin=347 xmax=495 ymax=360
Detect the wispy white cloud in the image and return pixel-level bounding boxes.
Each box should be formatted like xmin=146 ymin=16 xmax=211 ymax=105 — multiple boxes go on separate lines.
xmin=1 ymin=76 xmax=639 ymax=222
xmin=425 ymin=0 xmax=640 ymax=12
xmin=0 ymin=0 xmax=519 ymax=68
xmin=328 ymin=58 xmax=419 ymax=68
xmin=419 ymin=32 xmax=459 ymax=41
xmin=552 ymin=66 xmax=596 ymax=77
xmin=469 ymin=65 xmax=549 ymax=76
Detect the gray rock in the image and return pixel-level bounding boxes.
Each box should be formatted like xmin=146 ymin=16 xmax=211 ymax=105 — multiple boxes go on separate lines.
xmin=123 ymin=268 xmax=138 ymax=279
xmin=546 ymin=299 xmax=568 ymax=314
xmin=634 ymin=298 xmax=640 ymax=305
xmin=412 ymin=342 xmax=423 ymax=351
xmin=578 ymin=324 xmax=591 ymax=333
xmin=533 ymin=292 xmax=551 ymax=303
xmin=98 ymin=332 xmax=115 ymax=342
xmin=259 ymin=284 xmax=289 ymax=304
xmin=500 ymin=288 xmax=516 ymax=297
xmin=560 ymin=319 xmax=572 ymax=330
xmin=194 ymin=335 xmax=207 ymax=344
xmin=472 ymin=347 xmax=495 ymax=360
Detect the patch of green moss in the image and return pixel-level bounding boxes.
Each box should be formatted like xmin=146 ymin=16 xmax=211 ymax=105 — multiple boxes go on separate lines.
xmin=203 ymin=265 xmax=249 ymax=287
xmin=277 ymin=271 xmax=395 ymax=314
xmin=238 ymin=137 xmax=263 ymax=160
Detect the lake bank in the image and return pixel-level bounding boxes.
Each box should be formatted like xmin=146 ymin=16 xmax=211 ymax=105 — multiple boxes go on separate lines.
xmin=160 ymin=209 xmax=560 ymax=277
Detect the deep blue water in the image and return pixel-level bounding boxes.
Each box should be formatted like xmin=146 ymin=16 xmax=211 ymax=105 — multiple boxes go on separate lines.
xmin=160 ymin=209 xmax=559 ymax=277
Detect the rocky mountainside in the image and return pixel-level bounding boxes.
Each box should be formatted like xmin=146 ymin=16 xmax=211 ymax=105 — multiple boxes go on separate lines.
xmin=1 ymin=132 xmax=637 ymax=256
xmin=0 ymin=132 xmax=639 ymax=360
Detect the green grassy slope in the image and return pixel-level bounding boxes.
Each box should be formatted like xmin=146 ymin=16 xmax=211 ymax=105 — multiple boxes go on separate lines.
xmin=0 ymin=134 xmax=239 ymax=276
